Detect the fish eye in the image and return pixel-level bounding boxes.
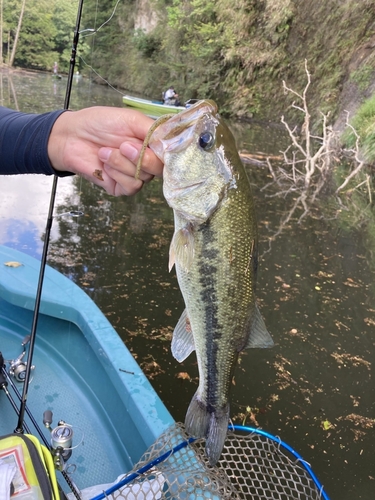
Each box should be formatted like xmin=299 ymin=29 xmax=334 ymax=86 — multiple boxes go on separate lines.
xmin=198 ymin=131 xmax=215 ymax=151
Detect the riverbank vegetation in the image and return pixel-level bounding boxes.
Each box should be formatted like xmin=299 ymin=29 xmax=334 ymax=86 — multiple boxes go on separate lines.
xmin=342 ymin=94 xmax=375 ymax=164
xmin=1 ymin=0 xmax=374 ymax=183
xmin=1 ymin=1 xmax=375 ymax=120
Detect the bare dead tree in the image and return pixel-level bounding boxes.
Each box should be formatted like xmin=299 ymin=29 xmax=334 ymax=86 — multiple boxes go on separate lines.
xmin=277 ymin=60 xmax=338 ymax=193
xmin=9 ymin=0 xmax=26 ymax=67
xmin=261 ymin=60 xmax=370 ymax=254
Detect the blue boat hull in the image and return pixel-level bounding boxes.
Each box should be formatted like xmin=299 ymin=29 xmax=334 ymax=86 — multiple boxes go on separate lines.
xmin=0 ymin=245 xmax=174 ymax=492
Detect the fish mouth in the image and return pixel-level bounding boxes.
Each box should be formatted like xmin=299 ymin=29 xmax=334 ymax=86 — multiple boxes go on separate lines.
xmin=149 ymin=100 xmax=219 ymax=161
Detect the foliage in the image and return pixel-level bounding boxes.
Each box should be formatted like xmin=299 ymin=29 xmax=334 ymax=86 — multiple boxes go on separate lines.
xmin=132 ymin=29 xmax=160 ymax=58
xmin=342 ymin=94 xmax=375 ymax=164
xmin=2 ymin=0 xmax=78 ymax=71
xmin=14 ymin=0 xmax=57 ymax=69
xmin=3 ymin=0 xmax=375 ymax=123
xmin=350 ymin=65 xmax=375 ymax=92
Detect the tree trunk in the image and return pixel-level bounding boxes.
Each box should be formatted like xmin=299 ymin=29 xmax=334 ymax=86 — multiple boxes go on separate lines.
xmin=9 ymin=0 xmax=26 ymax=67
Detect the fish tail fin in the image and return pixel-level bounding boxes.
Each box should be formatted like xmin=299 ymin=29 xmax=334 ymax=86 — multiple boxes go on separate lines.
xmin=185 ymin=392 xmax=210 ymax=438
xmin=206 ymin=408 xmax=229 ymax=466
xmin=185 ymin=392 xmax=229 ymax=466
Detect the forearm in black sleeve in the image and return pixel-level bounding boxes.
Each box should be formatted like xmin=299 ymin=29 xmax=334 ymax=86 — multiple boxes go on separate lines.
xmin=0 ymin=107 xmax=72 ymax=176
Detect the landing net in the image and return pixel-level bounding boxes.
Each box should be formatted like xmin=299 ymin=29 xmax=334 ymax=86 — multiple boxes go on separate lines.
xmin=89 ymin=423 xmax=330 ymax=500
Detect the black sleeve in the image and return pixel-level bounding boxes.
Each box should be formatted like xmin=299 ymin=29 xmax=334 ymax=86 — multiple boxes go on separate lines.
xmin=0 ymin=107 xmax=73 ymax=176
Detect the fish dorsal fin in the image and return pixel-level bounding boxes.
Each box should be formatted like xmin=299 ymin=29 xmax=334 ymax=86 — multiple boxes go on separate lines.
xmin=169 ymin=226 xmax=195 ymax=272
xmin=171 ymin=309 xmax=195 ymax=362
xmin=245 ymin=304 xmax=274 ymax=349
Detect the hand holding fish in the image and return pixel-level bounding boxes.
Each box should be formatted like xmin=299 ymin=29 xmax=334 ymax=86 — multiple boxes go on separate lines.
xmin=48 ymin=106 xmax=163 ymax=196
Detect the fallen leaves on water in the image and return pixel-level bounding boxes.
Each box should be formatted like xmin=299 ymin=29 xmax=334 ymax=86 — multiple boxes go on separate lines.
xmin=350 ymin=395 xmax=360 ymax=407
xmin=4 ymin=261 xmax=23 ymax=267
xmin=151 ymin=326 xmax=172 ymax=342
xmin=242 ymin=406 xmax=261 ymax=426
xmin=336 ymin=414 xmax=375 ymax=441
xmin=159 ymin=282 xmax=173 ymax=289
xmin=176 ymin=372 xmax=191 ymax=381
xmin=334 ymin=320 xmax=350 ymax=331
xmin=338 ymin=413 xmax=375 ymax=429
xmin=273 ymin=355 xmax=296 ymax=390
xmin=364 ymin=317 xmax=375 ymax=326
xmin=322 ymin=419 xmax=334 ymax=431
xmin=233 ymin=405 xmax=262 ymax=427
xmin=140 ymin=355 xmax=164 ymax=379
xmin=330 ymin=352 xmax=371 ymax=370
xmin=287 ymin=328 xmax=305 ymax=338
xmin=343 ymin=277 xmax=362 ymax=288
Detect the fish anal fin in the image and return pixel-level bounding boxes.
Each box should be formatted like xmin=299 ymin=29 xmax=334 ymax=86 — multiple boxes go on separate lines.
xmin=171 ymin=309 xmax=195 ymax=362
xmin=245 ymin=303 xmax=274 ymax=349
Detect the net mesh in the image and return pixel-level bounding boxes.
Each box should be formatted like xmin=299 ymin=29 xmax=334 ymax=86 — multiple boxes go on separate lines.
xmin=106 ymin=423 xmax=326 ymax=500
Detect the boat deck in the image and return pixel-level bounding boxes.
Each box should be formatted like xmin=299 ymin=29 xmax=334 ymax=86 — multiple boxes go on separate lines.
xmin=0 ymin=246 xmax=173 ymax=492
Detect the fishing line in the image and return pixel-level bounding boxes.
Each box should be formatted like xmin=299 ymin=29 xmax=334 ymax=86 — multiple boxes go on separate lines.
xmin=75 ymin=0 xmax=131 ymax=100
xmin=15 ymin=0 xmax=85 ymax=435
xmin=80 ymin=0 xmax=122 ymax=38
xmin=77 ymin=55 xmax=125 ymax=97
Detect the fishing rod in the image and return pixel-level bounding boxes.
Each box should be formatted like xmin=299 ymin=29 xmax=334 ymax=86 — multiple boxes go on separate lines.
xmin=15 ymin=0 xmax=85 ymax=435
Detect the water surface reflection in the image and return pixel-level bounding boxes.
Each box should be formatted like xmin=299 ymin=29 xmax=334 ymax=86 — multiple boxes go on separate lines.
xmin=0 ymin=70 xmax=374 ymax=500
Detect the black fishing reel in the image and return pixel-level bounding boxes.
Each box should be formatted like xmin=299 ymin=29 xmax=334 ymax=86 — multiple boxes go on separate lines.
xmin=7 ymin=336 xmax=35 ymax=382
xmin=43 ymin=411 xmax=74 ymax=471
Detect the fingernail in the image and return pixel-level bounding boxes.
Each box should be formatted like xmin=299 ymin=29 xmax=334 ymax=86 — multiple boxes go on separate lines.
xmin=120 ymin=143 xmax=139 ymax=162
xmin=98 ymin=147 xmax=112 ymax=161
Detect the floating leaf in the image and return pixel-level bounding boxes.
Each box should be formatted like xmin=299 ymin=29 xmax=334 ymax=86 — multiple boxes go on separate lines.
xmin=4 ymin=261 xmax=23 ymax=268
xmin=322 ymin=419 xmax=333 ymax=430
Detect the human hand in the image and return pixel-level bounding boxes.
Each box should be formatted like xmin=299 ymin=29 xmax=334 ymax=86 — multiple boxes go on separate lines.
xmin=48 ymin=106 xmax=163 ymax=196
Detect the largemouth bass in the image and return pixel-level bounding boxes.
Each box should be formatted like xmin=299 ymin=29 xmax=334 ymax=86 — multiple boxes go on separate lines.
xmin=147 ymin=100 xmax=273 ymax=465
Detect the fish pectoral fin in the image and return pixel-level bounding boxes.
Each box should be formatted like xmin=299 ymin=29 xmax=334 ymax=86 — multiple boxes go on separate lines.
xmin=168 ymin=243 xmax=176 ymax=272
xmin=245 ymin=303 xmax=274 ymax=349
xmin=171 ymin=309 xmax=195 ymax=362
xmin=170 ymin=226 xmax=195 ymax=272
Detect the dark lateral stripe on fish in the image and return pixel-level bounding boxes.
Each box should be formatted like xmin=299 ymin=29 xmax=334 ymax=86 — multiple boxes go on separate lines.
xmin=198 ymin=223 xmax=223 ymax=410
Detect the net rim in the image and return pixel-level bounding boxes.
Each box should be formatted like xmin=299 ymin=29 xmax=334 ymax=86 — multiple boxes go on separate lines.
xmin=229 ymin=425 xmax=329 ymax=500
xmin=89 ymin=424 xmax=330 ymax=500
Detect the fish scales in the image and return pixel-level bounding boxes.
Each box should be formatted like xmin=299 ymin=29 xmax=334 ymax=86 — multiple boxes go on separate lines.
xmin=147 ymin=100 xmax=273 ymax=465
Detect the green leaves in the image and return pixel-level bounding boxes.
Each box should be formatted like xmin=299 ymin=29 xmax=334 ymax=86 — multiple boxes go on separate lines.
xmin=2 ymin=0 xmax=77 ymax=70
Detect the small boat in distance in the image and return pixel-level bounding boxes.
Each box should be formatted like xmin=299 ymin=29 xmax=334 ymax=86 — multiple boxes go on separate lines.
xmin=123 ymin=95 xmax=197 ymax=116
